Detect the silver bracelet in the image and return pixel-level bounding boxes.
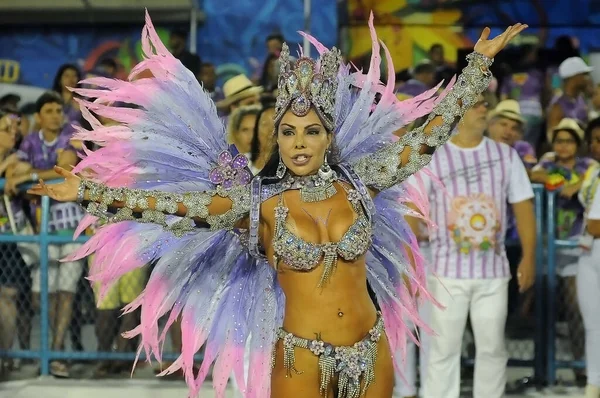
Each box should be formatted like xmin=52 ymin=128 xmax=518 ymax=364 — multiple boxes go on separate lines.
xmin=76 ymin=180 xmax=86 ymax=204
xmin=466 ymin=52 xmax=494 ymax=70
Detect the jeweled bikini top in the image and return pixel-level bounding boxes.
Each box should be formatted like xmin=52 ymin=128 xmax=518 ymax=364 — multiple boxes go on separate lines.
xmin=272 ymin=184 xmax=372 ymax=287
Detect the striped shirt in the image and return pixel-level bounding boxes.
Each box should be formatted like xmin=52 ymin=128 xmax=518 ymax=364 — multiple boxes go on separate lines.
xmin=407 ymin=137 xmax=533 ymax=279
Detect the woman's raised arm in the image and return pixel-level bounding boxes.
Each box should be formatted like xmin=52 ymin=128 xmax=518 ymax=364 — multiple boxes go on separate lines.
xmin=353 ymin=24 xmax=527 ymax=192
xmin=27 ymin=166 xmax=250 ymax=236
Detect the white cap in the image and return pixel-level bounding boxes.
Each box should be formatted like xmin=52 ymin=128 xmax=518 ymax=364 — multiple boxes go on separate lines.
xmin=559 ymin=57 xmax=593 ymax=79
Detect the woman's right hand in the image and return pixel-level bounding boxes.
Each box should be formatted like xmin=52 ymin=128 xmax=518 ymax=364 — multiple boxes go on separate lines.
xmin=27 ymin=166 xmax=81 ymax=202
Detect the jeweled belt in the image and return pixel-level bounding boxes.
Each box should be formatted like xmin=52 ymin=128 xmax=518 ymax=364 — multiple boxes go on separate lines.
xmin=273 ymin=313 xmax=384 ymax=398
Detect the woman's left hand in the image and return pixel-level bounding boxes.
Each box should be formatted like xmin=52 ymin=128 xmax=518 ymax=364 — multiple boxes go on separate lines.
xmin=474 ymin=24 xmax=528 ymax=59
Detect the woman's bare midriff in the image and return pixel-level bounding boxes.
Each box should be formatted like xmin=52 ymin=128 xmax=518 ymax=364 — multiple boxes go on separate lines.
xmin=270 ymin=259 xmax=394 ymax=398
xmin=277 ymin=257 xmax=379 ymax=345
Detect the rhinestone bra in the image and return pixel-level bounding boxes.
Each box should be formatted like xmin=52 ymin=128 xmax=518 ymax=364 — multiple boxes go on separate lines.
xmin=272 ymin=186 xmax=372 ymax=287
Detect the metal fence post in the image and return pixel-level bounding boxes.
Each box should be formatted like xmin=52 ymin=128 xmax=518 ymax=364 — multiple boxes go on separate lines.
xmin=39 ymin=195 xmax=50 ymax=376
xmin=533 ymin=185 xmax=546 ymax=383
xmin=546 ymin=191 xmax=557 ymax=385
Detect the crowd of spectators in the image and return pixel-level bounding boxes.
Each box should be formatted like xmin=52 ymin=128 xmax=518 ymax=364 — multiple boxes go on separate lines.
xmin=1 ymin=29 xmax=599 ymax=397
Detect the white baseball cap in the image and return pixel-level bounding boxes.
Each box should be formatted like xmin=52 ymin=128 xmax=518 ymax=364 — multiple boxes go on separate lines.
xmin=558 ymin=57 xmax=593 ymax=79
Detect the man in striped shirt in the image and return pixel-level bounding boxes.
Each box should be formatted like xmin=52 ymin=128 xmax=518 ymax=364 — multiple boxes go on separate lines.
xmin=411 ymin=94 xmax=537 ymax=398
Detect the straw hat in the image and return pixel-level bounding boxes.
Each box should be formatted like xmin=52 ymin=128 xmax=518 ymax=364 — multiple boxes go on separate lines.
xmin=216 ymin=74 xmax=263 ymax=109
xmin=552 ymin=118 xmax=585 ymax=141
xmin=488 ymin=99 xmax=525 ymax=124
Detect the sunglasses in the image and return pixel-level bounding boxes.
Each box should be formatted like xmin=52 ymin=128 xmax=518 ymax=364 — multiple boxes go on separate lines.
xmin=473 ymin=100 xmax=489 ymax=109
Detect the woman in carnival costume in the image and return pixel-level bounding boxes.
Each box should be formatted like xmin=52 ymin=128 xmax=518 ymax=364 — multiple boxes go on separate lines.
xmin=28 ymin=11 xmax=525 ymax=398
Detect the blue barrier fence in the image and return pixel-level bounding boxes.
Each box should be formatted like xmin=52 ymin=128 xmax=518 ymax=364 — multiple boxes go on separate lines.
xmin=0 ymin=180 xmax=584 ymax=384
xmin=545 ymin=190 xmax=585 ymax=385
xmin=0 ymin=178 xmax=196 ymax=376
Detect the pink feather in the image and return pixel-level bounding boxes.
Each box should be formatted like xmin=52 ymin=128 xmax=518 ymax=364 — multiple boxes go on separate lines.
xmin=297 ymin=31 xmax=329 ymax=55
xmin=72 ymin=214 xmax=97 ymax=239
xmin=380 ymin=40 xmax=396 ymax=100
xmin=246 ymin=352 xmax=272 ymax=398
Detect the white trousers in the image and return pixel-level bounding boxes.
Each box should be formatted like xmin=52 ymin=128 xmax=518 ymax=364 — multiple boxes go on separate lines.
xmin=577 ymin=246 xmax=600 ymax=388
xmin=423 ymin=276 xmax=509 ymax=398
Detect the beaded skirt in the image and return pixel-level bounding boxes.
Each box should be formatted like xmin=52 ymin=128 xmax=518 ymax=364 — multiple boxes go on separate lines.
xmin=273 ymin=313 xmax=384 ymax=398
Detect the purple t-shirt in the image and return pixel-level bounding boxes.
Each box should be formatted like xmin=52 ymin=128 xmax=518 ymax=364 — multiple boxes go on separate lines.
xmin=513 ymin=140 xmax=538 ymax=169
xmin=63 ymin=102 xmax=81 ymax=126
xmin=397 ymin=79 xmax=429 ymax=98
xmin=549 ymin=94 xmax=589 ymax=127
xmin=500 ymin=70 xmax=544 ymax=117
xmin=17 ymin=130 xmax=84 ymax=232
xmin=18 ymin=130 xmax=76 ymax=170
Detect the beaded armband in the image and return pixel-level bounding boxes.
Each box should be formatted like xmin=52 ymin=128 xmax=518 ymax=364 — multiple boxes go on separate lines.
xmin=352 ymin=52 xmax=493 ymax=191
xmin=79 ymin=180 xmax=250 ymax=237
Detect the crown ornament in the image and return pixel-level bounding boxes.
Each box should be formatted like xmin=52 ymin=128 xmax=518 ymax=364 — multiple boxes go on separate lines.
xmin=274 ymin=43 xmax=342 ymax=131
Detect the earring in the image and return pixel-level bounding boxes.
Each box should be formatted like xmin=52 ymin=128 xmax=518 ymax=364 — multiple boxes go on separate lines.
xmin=318 ymin=150 xmax=334 ymax=182
xmin=276 ymin=153 xmax=287 ymax=179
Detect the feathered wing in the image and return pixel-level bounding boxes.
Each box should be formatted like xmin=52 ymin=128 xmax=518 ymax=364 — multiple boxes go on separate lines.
xmin=65 ymin=10 xmax=283 ymax=398
xmin=301 ymin=12 xmax=447 ymax=374
xmin=304 ymin=16 xmax=451 ymax=165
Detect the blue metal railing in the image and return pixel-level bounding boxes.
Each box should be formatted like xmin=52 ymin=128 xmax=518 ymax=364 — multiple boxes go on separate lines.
xmin=532 ymin=184 xmax=546 ymax=382
xmin=0 ymin=178 xmax=194 ymax=375
xmin=0 ymin=180 xmax=583 ymax=383
xmin=545 ymin=190 xmax=586 ymax=385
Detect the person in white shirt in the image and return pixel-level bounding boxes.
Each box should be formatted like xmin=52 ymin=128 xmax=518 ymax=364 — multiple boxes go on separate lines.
xmin=577 ymin=166 xmax=600 ymax=398
xmin=409 ymin=94 xmax=537 ymax=398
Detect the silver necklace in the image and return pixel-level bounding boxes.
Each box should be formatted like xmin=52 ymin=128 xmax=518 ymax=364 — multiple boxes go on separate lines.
xmin=281 ymin=171 xmax=338 ymax=203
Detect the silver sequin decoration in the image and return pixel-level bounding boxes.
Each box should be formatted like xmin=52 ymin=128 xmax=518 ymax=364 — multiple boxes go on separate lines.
xmin=272 ymin=187 xmax=372 ymax=287
xmin=352 ymin=52 xmax=493 ymax=191
xmin=80 ymin=180 xmax=251 ymax=237
xmin=274 ymin=43 xmax=342 ymax=131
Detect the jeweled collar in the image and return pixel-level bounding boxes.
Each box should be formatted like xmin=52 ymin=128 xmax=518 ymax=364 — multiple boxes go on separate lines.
xmin=279 ymin=172 xmax=336 ymax=190
xmin=260 ymin=172 xmax=346 ymax=202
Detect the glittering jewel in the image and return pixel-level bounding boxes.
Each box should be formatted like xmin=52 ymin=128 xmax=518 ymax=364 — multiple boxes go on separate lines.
xmin=301 ymin=181 xmax=337 ymax=203
xmin=276 ymin=156 xmax=287 ymax=179
xmin=281 ymin=172 xmax=338 ymax=203
xmin=274 ymin=43 xmax=342 ymax=131
xmin=275 ymin=314 xmax=384 ymax=397
xmin=318 ymin=160 xmax=334 ymax=182
xmin=209 ymin=150 xmax=251 ymax=190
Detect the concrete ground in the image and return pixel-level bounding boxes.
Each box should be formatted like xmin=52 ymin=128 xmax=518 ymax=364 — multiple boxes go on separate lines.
xmin=0 ymin=317 xmax=586 ymax=397
xmin=0 ymin=366 xmax=586 ymax=398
